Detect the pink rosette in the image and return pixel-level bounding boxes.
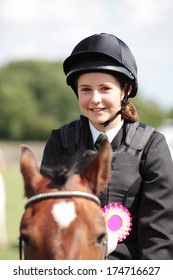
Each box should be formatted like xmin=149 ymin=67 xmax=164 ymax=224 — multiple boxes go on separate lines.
xmin=101 ymin=203 xmax=132 ymax=243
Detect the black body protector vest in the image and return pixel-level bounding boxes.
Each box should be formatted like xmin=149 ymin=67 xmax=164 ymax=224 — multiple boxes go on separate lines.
xmin=60 ymin=119 xmax=155 ymax=226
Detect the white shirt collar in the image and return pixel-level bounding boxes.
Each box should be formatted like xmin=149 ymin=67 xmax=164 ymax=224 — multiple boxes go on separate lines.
xmin=89 ymin=120 xmax=124 ymax=143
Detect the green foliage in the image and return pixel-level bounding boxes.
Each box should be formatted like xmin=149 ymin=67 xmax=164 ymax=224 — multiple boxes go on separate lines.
xmin=133 ymin=96 xmax=168 ymax=128
xmin=0 ymin=60 xmax=171 ymax=140
xmin=0 ymin=60 xmax=80 ymax=140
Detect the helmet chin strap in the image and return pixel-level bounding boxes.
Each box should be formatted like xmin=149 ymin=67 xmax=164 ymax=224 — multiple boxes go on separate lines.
xmin=101 ymin=84 xmax=130 ymax=128
xmin=102 ymin=108 xmax=122 ymax=127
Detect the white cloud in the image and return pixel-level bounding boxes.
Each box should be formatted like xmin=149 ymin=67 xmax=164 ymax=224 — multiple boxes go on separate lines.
xmin=126 ymin=0 xmax=173 ymax=25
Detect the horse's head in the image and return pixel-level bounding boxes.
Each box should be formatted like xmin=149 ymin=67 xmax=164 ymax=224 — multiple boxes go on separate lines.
xmin=20 ymin=138 xmax=112 ymax=260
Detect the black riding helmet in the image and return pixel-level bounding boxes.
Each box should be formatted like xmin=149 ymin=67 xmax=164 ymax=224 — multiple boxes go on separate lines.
xmin=63 ymin=33 xmax=138 ymax=97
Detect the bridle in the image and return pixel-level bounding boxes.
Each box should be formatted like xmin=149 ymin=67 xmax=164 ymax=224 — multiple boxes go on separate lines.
xmin=19 ymin=190 xmax=107 ymax=260
xmin=24 ymin=190 xmax=101 ymax=208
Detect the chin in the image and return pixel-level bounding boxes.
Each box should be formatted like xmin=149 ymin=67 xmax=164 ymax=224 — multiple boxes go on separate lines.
xmin=92 ymin=119 xmax=105 ymax=125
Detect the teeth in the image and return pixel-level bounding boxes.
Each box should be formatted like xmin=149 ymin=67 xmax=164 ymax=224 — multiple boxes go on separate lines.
xmin=92 ymin=108 xmax=103 ymax=112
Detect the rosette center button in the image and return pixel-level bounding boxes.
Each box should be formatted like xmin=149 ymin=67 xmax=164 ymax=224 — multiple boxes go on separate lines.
xmin=108 ymin=215 xmax=122 ymax=231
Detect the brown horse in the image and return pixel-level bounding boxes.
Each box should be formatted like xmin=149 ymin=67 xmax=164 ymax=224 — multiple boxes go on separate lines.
xmin=19 ymin=138 xmax=112 ymax=260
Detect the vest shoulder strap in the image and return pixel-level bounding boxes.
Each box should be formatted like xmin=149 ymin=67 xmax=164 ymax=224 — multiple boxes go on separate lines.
xmin=60 ymin=119 xmax=81 ymax=154
xmin=125 ymin=122 xmax=155 ymax=156
xmin=60 ymin=120 xmax=155 ymax=156
xmin=123 ymin=122 xmax=155 ymax=208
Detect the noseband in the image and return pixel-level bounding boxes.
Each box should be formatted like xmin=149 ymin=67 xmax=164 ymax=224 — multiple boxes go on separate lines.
xmin=19 ymin=190 xmax=107 ymax=260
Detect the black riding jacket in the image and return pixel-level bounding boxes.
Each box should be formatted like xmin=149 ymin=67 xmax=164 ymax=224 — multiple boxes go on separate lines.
xmin=40 ymin=115 xmax=173 ymax=260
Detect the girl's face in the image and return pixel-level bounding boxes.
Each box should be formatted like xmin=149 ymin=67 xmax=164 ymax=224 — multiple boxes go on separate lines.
xmin=77 ymin=72 xmax=125 ymax=131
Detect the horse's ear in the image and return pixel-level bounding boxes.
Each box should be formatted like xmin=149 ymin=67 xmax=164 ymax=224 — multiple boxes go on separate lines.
xmin=20 ymin=145 xmax=43 ymax=198
xmin=81 ymin=138 xmax=112 ymax=195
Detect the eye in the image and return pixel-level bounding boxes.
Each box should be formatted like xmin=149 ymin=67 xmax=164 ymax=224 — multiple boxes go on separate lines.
xmin=83 ymin=88 xmax=91 ymax=93
xmin=101 ymin=86 xmax=110 ymax=91
xmin=19 ymin=233 xmax=31 ymax=247
xmin=79 ymin=86 xmax=91 ymax=93
xmin=96 ymin=232 xmax=106 ymax=244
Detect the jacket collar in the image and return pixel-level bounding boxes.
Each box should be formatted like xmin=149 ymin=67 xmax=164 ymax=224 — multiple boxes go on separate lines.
xmin=80 ymin=115 xmax=126 ymax=151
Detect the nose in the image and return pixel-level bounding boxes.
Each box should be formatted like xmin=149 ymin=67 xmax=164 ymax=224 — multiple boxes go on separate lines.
xmin=90 ymin=90 xmax=102 ymax=104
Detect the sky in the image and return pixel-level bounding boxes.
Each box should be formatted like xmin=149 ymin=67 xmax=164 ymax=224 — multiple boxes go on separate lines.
xmin=0 ymin=0 xmax=173 ymax=110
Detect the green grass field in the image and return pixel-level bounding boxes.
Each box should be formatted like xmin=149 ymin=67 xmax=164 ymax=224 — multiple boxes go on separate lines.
xmin=0 ymin=165 xmax=25 ymax=259
xmin=0 ymin=141 xmax=45 ymax=259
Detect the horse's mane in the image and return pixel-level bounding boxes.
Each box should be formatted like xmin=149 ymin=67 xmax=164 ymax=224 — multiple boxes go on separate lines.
xmin=41 ymin=150 xmax=96 ymax=189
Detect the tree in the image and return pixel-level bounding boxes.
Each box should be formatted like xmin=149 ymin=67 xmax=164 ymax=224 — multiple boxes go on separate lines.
xmin=0 ymin=60 xmax=171 ymax=140
xmin=0 ymin=61 xmax=80 ymax=140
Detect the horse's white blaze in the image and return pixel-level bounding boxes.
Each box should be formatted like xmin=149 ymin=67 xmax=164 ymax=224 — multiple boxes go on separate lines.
xmin=51 ymin=201 xmax=77 ymax=229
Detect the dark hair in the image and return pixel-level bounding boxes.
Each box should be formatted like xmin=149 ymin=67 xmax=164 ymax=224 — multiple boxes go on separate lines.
xmin=117 ymin=77 xmax=138 ymax=122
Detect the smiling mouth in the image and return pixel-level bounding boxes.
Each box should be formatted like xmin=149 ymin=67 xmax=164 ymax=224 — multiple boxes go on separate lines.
xmin=90 ymin=108 xmax=105 ymax=112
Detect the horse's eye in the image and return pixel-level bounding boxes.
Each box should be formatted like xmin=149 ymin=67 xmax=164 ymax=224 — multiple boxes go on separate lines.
xmin=96 ymin=232 xmax=106 ymax=244
xmin=19 ymin=234 xmax=30 ymax=246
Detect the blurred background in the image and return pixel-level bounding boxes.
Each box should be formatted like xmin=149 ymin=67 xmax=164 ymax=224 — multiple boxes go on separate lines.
xmin=0 ymin=0 xmax=173 ymax=259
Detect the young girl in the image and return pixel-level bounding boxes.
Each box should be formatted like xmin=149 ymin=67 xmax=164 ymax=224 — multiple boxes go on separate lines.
xmin=41 ymin=33 xmax=173 ymax=259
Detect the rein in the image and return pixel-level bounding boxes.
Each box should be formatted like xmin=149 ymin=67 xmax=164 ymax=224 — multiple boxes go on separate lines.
xmin=19 ymin=190 xmax=106 ymax=260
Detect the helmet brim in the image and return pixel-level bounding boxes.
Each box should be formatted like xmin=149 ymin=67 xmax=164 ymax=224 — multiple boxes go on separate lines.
xmin=66 ymin=66 xmax=137 ymax=98
xmin=64 ymin=52 xmax=137 ymax=97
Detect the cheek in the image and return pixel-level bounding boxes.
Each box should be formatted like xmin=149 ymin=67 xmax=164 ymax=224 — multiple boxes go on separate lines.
xmin=78 ymin=94 xmax=88 ymax=109
xmin=104 ymin=93 xmax=122 ymax=108
xmin=114 ymin=90 xmax=124 ymax=104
